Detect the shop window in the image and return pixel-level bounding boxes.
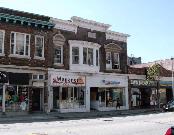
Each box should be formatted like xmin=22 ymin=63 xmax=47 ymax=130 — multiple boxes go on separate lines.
xmin=54 ymin=87 xmax=85 ymax=109
xmin=5 ymin=85 xmax=29 ymax=112
xmin=0 ymin=30 xmax=5 ymax=54
xmin=35 ymin=36 xmax=44 ymax=58
xmin=72 ymin=47 xmax=79 ymax=64
xmin=10 ymin=32 xmax=30 ymax=56
xmin=98 ymin=88 xmax=125 ymax=108
xmin=83 ymin=47 xmax=93 ymax=65
xmin=0 ymin=84 xmax=3 ymax=112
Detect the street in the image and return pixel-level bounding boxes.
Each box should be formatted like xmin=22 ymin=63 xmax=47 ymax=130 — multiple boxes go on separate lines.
xmin=0 ymin=112 xmax=173 ymax=135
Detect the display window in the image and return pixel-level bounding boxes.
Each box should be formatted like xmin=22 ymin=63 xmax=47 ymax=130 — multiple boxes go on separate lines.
xmin=0 ymin=84 xmax=3 ymax=112
xmin=5 ymin=85 xmax=29 ymax=112
xmin=93 ymin=87 xmax=126 ymax=108
xmin=53 ymin=87 xmax=85 ymax=109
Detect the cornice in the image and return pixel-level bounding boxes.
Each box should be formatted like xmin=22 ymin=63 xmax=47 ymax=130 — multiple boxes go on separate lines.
xmin=50 ymin=17 xmax=77 ymax=33
xmin=71 ymin=16 xmax=111 ymax=32
xmin=106 ymin=30 xmax=130 ymax=42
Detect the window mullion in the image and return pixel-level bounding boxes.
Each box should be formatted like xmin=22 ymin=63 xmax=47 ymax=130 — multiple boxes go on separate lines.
xmin=14 ymin=33 xmax=16 ymax=54
xmin=24 ymin=34 xmax=26 ymax=56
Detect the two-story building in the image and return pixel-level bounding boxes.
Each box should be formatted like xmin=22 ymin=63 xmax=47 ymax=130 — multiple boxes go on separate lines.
xmin=0 ymin=7 xmax=54 ymax=115
xmin=47 ymin=16 xmax=129 ymax=113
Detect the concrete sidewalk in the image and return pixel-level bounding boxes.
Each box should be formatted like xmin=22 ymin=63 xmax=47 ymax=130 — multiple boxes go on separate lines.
xmin=0 ymin=108 xmax=162 ymax=123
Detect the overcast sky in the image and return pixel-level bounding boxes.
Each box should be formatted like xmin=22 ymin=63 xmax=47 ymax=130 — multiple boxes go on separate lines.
xmin=0 ymin=0 xmax=173 ymax=63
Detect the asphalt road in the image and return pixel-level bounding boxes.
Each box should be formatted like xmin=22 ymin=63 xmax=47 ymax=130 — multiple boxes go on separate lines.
xmin=0 ymin=112 xmax=173 ymax=135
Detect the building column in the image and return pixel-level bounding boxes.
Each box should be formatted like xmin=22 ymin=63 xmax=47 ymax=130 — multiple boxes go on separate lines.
xmin=86 ymin=85 xmax=90 ymax=112
xmin=2 ymin=84 xmax=6 ymax=114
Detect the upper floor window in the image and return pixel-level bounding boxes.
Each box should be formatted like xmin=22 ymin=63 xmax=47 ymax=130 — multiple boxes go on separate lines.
xmin=53 ymin=34 xmax=65 ymax=64
xmin=72 ymin=47 xmax=79 ymax=64
xmin=35 ymin=36 xmax=44 ymax=58
xmin=106 ymin=52 xmax=120 ymax=70
xmin=0 ymin=30 xmax=5 ymax=54
xmin=11 ymin=32 xmax=30 ymax=56
xmin=106 ymin=52 xmax=111 ymax=64
xmin=88 ymin=32 xmax=96 ymax=39
xmin=83 ymin=47 xmax=93 ymax=65
xmin=96 ymin=50 xmax=99 ymax=66
xmin=113 ymin=53 xmax=120 ymax=69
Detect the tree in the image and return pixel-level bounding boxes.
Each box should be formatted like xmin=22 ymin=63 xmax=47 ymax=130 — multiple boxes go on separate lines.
xmin=147 ymin=63 xmax=160 ymax=81
xmin=146 ymin=63 xmax=161 ymax=109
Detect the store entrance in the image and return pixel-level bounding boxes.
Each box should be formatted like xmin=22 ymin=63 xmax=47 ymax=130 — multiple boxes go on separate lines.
xmin=32 ymin=88 xmax=42 ymax=111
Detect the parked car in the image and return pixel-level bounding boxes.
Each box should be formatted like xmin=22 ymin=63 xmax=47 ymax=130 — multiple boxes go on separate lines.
xmin=165 ymin=127 xmax=174 ymax=135
xmin=163 ymin=99 xmax=174 ymax=112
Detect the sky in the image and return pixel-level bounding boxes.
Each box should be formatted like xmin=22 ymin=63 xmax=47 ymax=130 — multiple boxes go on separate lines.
xmin=0 ymin=0 xmax=173 ymax=63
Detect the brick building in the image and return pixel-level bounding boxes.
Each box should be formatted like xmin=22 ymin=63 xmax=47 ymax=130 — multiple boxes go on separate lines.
xmin=48 ymin=17 xmax=129 ymax=112
xmin=0 ymin=7 xmax=54 ymax=114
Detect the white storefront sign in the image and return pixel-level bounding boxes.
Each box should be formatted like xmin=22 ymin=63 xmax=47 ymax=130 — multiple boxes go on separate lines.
xmin=50 ymin=74 xmax=86 ymax=87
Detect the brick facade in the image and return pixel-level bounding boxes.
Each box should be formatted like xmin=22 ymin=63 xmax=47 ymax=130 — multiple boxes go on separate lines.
xmin=50 ymin=27 xmax=128 ymax=74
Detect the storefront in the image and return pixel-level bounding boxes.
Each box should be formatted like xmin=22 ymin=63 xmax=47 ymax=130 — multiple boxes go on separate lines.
xmin=0 ymin=71 xmax=46 ymax=115
xmin=48 ymin=71 xmax=87 ymax=113
xmin=87 ymin=74 xmax=128 ymax=111
xmin=130 ymin=79 xmax=157 ymax=109
xmin=159 ymin=81 xmax=173 ymax=105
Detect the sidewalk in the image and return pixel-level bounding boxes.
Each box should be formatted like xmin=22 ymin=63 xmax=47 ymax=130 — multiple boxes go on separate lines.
xmin=0 ymin=108 xmax=162 ymax=123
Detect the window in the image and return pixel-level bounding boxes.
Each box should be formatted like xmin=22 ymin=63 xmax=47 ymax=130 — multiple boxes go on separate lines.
xmin=106 ymin=52 xmax=111 ymax=64
xmin=83 ymin=47 xmax=93 ymax=65
xmin=54 ymin=46 xmax=62 ymax=64
xmin=113 ymin=53 xmax=120 ymax=69
xmin=0 ymin=31 xmax=4 ymax=54
xmin=72 ymin=47 xmax=79 ymax=64
xmin=10 ymin=32 xmax=30 ymax=56
xmin=83 ymin=47 xmax=87 ymax=64
xmin=88 ymin=48 xmax=93 ymax=65
xmin=35 ymin=36 xmax=44 ymax=58
xmin=96 ymin=50 xmax=99 ymax=66
xmin=53 ymin=34 xmax=65 ymax=64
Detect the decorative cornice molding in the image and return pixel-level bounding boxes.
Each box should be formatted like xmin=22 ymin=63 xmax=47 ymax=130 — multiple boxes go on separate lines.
xmin=71 ymin=16 xmax=111 ymax=32
xmin=106 ymin=30 xmax=130 ymax=42
xmin=50 ymin=17 xmax=77 ymax=33
xmin=68 ymin=40 xmax=101 ymax=48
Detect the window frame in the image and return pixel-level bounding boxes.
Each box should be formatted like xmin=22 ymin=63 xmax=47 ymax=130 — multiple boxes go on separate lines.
xmin=54 ymin=45 xmax=63 ymax=64
xmin=106 ymin=52 xmax=111 ymax=65
xmin=0 ymin=30 xmax=5 ymax=55
xmin=113 ymin=53 xmax=120 ymax=69
xmin=34 ymin=35 xmax=44 ymax=59
xmin=10 ymin=31 xmax=30 ymax=57
xmin=83 ymin=47 xmax=94 ymax=66
xmin=72 ymin=47 xmax=79 ymax=64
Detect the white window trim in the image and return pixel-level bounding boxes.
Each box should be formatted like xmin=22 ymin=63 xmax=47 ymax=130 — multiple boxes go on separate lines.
xmin=113 ymin=53 xmax=120 ymax=70
xmin=106 ymin=52 xmax=111 ymax=64
xmin=0 ymin=30 xmax=5 ymax=55
xmin=83 ymin=47 xmax=94 ymax=66
xmin=34 ymin=35 xmax=44 ymax=59
xmin=96 ymin=49 xmax=99 ymax=66
xmin=54 ymin=45 xmax=63 ymax=65
xmin=72 ymin=46 xmax=80 ymax=64
xmin=10 ymin=31 xmax=31 ymax=57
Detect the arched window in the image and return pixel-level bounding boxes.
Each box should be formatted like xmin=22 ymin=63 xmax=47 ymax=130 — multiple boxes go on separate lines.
xmin=53 ymin=34 xmax=65 ymax=64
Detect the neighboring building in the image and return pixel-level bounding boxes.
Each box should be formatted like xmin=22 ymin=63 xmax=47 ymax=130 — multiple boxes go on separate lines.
xmin=128 ymin=64 xmax=173 ymax=109
xmin=48 ymin=16 xmax=130 ymax=113
xmin=0 ymin=7 xmax=54 ymax=114
xmin=128 ymin=56 xmax=141 ymax=66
